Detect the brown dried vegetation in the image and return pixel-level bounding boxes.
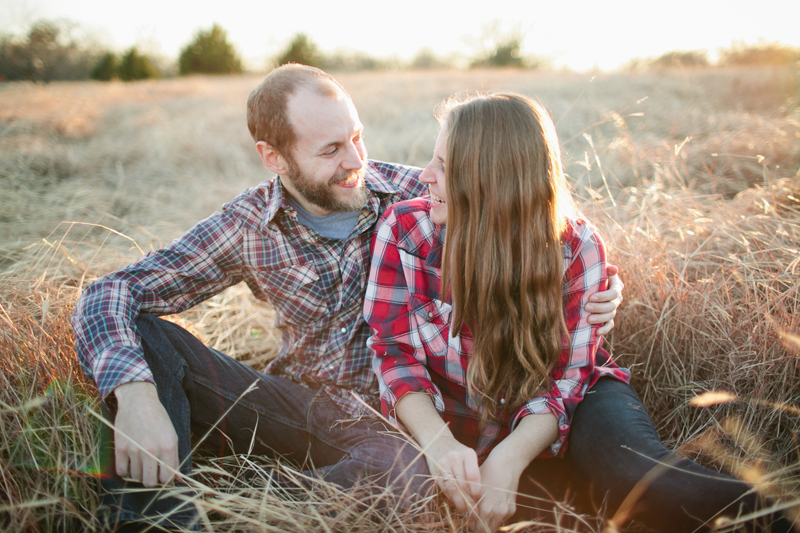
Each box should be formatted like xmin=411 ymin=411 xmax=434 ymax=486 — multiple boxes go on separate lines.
xmin=1 ymin=67 xmax=799 ymax=531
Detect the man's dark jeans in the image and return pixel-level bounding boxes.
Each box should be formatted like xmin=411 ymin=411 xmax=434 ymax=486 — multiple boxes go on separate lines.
xmin=514 ymin=378 xmax=791 ymax=532
xmin=99 ymin=314 xmax=428 ymax=529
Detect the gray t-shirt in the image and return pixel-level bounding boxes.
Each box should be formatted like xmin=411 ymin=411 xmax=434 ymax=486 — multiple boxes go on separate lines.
xmin=285 ymin=197 xmax=361 ymax=241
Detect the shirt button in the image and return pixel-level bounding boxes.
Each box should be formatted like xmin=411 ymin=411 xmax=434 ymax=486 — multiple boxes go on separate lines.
xmin=500 ymin=398 xmax=505 ymax=405
xmin=340 ymin=327 xmax=347 ymax=333
xmin=428 ymin=312 xmax=433 ymax=318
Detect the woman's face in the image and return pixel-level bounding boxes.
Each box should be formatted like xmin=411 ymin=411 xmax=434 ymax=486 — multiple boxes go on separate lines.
xmin=419 ymin=128 xmax=448 ymax=225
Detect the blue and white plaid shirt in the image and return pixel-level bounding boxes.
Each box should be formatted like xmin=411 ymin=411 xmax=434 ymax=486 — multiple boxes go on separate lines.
xmin=72 ymin=161 xmax=426 ymax=417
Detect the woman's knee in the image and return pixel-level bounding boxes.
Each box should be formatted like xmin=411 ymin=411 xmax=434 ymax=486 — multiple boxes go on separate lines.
xmin=569 ymin=379 xmax=665 ymax=462
xmin=566 ymin=379 xmax=675 ymax=505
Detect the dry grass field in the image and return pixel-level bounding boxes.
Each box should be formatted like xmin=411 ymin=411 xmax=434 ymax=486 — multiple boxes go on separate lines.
xmin=1 ymin=66 xmax=799 ymax=532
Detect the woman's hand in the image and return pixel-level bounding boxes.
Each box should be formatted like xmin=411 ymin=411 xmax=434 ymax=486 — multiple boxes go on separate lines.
xmin=468 ymin=413 xmax=558 ymax=532
xmin=469 ymin=449 xmax=521 ymax=532
xmin=394 ymin=392 xmax=482 ymax=512
xmin=425 ymin=433 xmax=482 ymax=512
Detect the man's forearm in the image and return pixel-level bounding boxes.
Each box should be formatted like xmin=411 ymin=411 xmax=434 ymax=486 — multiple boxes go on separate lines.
xmin=114 ymin=380 xmax=157 ymax=401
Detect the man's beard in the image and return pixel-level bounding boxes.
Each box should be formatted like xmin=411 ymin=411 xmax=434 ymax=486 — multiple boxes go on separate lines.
xmin=285 ymin=158 xmax=368 ymax=213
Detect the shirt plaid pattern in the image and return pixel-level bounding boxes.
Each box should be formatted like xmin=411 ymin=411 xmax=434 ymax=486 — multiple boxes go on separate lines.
xmin=364 ymin=199 xmax=630 ymax=459
xmin=72 ymin=161 xmax=426 ymax=418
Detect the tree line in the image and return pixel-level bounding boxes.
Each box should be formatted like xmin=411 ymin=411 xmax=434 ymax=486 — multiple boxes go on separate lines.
xmin=1 ymin=19 xmax=798 ymax=83
xmin=630 ymin=43 xmax=800 ymax=70
xmin=0 ymin=21 xmax=244 ymax=82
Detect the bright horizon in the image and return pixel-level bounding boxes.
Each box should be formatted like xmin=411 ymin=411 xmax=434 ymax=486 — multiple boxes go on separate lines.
xmin=2 ymin=0 xmax=799 ymax=71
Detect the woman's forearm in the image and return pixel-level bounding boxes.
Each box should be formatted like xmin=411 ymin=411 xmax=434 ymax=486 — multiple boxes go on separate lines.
xmin=396 ymin=391 xmax=483 ymax=511
xmin=488 ymin=413 xmax=559 ymax=477
xmin=397 ymin=392 xmax=558 ymax=468
xmin=476 ymin=413 xmax=558 ymax=532
xmin=395 ymin=391 xmax=454 ymax=447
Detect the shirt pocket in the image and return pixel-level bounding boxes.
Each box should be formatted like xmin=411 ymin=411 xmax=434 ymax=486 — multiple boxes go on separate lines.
xmin=255 ymin=263 xmax=328 ymax=326
xmin=409 ymin=293 xmax=451 ymax=358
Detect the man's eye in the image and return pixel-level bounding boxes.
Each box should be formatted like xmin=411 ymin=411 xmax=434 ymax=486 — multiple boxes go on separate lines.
xmin=324 ymin=147 xmax=338 ymax=156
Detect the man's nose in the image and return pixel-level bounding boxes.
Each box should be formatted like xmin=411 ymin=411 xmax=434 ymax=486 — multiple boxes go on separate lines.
xmin=342 ymin=141 xmax=365 ymax=170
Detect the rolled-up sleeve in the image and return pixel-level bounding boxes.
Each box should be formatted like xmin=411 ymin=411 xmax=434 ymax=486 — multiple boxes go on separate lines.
xmin=365 ymin=209 xmax=444 ymax=424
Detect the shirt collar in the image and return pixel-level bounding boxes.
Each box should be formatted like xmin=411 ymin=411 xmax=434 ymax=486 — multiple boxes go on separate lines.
xmin=260 ymin=162 xmax=400 ymax=232
xmin=426 ymin=222 xmax=446 ymax=269
xmin=262 ymin=176 xmax=288 ymax=229
xmin=363 ymin=162 xmax=400 ymax=196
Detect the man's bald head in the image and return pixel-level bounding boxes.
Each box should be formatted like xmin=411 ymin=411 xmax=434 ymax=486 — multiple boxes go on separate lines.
xmin=246 ymin=64 xmax=350 ymax=158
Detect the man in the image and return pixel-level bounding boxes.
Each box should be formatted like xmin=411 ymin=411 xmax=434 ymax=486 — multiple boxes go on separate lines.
xmin=72 ymin=64 xmax=622 ymax=529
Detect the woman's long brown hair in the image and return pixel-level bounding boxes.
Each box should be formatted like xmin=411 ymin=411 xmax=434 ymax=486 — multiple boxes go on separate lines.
xmin=440 ymin=93 xmax=576 ymax=422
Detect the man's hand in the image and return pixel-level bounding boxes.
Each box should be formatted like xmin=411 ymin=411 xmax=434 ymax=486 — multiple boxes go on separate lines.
xmin=470 ymin=450 xmax=521 ymax=532
xmin=585 ymin=264 xmax=624 ymax=336
xmin=113 ymin=381 xmax=179 ymax=487
xmin=425 ymin=434 xmax=482 ymax=513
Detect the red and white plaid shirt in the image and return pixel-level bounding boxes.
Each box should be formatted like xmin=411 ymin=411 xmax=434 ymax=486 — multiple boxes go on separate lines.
xmin=72 ymin=161 xmax=426 ymax=418
xmin=364 ymin=199 xmax=630 ymax=459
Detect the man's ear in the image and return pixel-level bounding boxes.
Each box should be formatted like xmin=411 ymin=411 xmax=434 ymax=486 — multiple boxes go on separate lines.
xmin=256 ymin=141 xmax=288 ymax=175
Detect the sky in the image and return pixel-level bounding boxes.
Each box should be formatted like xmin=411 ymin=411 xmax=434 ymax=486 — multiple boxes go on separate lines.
xmin=2 ymin=0 xmax=799 ymax=71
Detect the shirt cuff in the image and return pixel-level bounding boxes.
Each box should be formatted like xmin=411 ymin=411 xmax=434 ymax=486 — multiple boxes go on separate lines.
xmin=511 ymin=396 xmax=569 ymax=457
xmin=93 ymin=346 xmax=155 ymax=400
xmin=385 ymin=380 xmax=445 ymax=425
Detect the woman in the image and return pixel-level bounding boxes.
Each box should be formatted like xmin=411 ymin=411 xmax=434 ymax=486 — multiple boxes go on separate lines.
xmin=364 ymin=93 xmax=790 ymax=532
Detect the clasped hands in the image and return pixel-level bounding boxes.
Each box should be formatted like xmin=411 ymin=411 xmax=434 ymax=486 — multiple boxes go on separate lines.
xmin=425 ymin=434 xmax=521 ymax=533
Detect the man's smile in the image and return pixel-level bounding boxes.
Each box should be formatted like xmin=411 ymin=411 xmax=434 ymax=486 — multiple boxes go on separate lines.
xmin=329 ymin=170 xmax=363 ymax=188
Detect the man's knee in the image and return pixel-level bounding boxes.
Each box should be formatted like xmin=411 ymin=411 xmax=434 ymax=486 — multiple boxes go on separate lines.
xmin=134 ymin=314 xmax=208 ymax=376
xmin=394 ymin=439 xmax=430 ymax=489
xmin=135 ymin=313 xmax=182 ymax=343
xmin=381 ymin=439 xmax=433 ymax=507
xmin=134 ymin=314 xmax=174 ymax=353
xmin=359 ymin=431 xmax=431 ymax=496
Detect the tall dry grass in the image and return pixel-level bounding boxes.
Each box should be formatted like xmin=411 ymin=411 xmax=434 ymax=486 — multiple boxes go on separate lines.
xmin=1 ymin=67 xmax=799 ymax=531
xmin=594 ymin=175 xmax=800 ymax=496
xmin=2 ymin=67 xmax=798 ymax=264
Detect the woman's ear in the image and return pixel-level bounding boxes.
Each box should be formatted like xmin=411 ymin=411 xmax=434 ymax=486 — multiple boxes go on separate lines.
xmin=256 ymin=141 xmax=288 ymax=175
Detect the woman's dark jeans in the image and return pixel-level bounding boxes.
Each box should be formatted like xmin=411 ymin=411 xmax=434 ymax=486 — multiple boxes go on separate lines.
xmin=514 ymin=377 xmax=792 ymax=532
xmin=99 ymin=314 xmax=428 ymax=529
